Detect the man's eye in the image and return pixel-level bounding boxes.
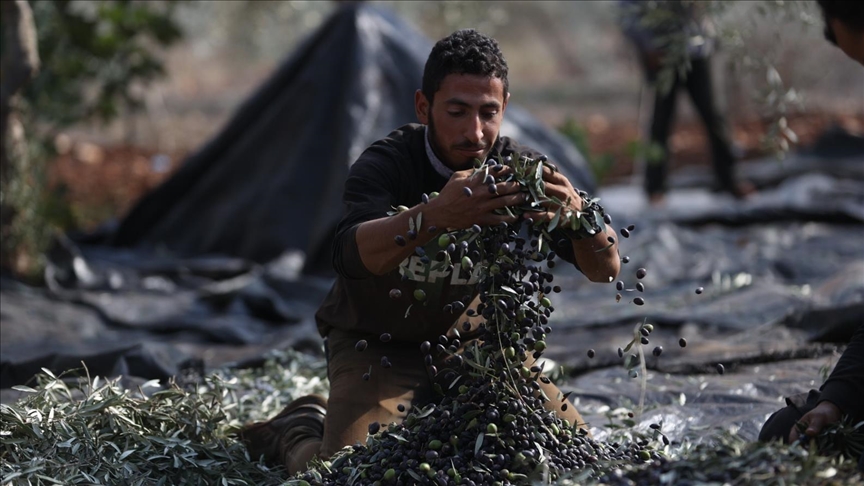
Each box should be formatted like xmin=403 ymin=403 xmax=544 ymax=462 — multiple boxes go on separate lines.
xmin=482 ymin=111 xmax=499 ymax=119
xmin=447 ymin=111 xmax=464 ymax=117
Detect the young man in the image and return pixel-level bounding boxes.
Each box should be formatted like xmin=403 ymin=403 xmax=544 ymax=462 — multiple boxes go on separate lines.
xmin=239 ymin=29 xmax=621 ymax=474
xmin=758 ymin=1 xmax=864 ymax=452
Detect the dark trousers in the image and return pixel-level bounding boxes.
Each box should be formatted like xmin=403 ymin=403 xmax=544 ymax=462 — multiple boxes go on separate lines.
xmin=645 ymin=56 xmax=738 ymax=197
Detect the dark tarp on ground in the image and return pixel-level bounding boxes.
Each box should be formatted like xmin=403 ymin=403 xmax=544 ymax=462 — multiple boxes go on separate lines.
xmin=105 ymin=3 xmax=593 ymax=277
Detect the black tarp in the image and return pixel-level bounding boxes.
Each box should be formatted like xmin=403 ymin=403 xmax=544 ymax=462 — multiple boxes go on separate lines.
xmin=107 ymin=3 xmax=594 ymax=276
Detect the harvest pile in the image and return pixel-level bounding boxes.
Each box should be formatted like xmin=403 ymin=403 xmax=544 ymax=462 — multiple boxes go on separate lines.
xmin=293 ymin=154 xmax=663 ymax=485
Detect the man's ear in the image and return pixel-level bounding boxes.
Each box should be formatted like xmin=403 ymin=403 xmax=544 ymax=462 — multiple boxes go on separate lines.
xmin=502 ymin=91 xmax=510 ymax=114
xmin=415 ymin=90 xmax=430 ymax=125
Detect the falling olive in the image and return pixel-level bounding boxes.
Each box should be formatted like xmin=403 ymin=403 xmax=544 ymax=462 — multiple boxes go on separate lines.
xmin=653 ymin=346 xmax=663 ymax=357
xmin=716 ymin=363 xmax=725 ymax=375
xmin=355 ymin=340 xmax=368 ymax=352
xmin=463 ymin=187 xmax=473 ymax=197
xmin=696 ymin=287 xmax=704 ymax=295
xmin=380 ymin=333 xmax=391 ymax=343
xmin=633 ymin=297 xmax=645 ymax=306
xmin=389 ymin=288 xmax=402 ymax=299
xmin=413 ymin=289 xmax=427 ymax=301
xmin=587 ymin=349 xmax=595 ymax=359
xmin=394 ymin=235 xmax=406 ymax=246
xmin=679 ymin=338 xmax=687 ymax=348
xmin=636 ymin=268 xmax=647 ymax=279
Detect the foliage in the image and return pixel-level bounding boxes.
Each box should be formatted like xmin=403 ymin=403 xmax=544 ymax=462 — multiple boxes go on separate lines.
xmin=621 ymin=0 xmax=817 ymax=160
xmin=24 ymin=0 xmax=183 ymax=132
xmin=2 ymin=353 xmax=862 ymax=485
xmin=556 ymin=118 xmax=617 ymax=186
xmin=0 ymin=349 xmax=327 ymax=485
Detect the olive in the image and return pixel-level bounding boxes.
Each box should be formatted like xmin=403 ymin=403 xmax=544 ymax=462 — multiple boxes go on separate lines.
xmin=587 ymin=349 xmax=595 ymax=359
xmin=633 ymin=297 xmax=645 ymax=306
xmin=636 ymin=282 xmax=645 ymax=292
xmin=463 ymin=187 xmax=473 ymax=197
xmin=716 ymin=363 xmax=725 ymax=375
xmin=355 ymin=340 xmax=368 ymax=352
xmin=620 ymin=228 xmax=630 ymax=238
xmin=380 ymin=333 xmax=392 ymax=343
xmin=389 ymin=288 xmax=402 ymax=299
xmin=413 ymin=289 xmax=427 ymax=301
xmin=421 ymin=193 xmax=429 ymax=204
xmin=679 ymin=338 xmax=687 ymax=348
xmin=420 ymin=341 xmax=431 ymax=354
xmin=394 ymin=235 xmax=406 ymax=246
xmin=636 ymin=268 xmax=647 ymax=279
xmin=696 ymin=287 xmax=704 ymax=294
xmin=653 ymin=346 xmax=663 ymax=357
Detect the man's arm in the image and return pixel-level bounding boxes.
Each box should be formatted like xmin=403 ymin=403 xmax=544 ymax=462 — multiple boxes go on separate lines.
xmin=789 ymin=323 xmax=864 ymax=442
xmin=530 ymin=167 xmax=620 ymax=283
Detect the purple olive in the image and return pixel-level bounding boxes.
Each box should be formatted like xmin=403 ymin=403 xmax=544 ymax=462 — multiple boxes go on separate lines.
xmin=633 ymin=297 xmax=645 ymax=306
xmin=653 ymin=346 xmax=663 ymax=357
xmin=696 ymin=287 xmax=704 ymax=295
xmin=355 ymin=340 xmax=368 ymax=352
xmin=380 ymin=333 xmax=392 ymax=343
xmin=389 ymin=288 xmax=402 ymax=299
xmin=463 ymin=187 xmax=473 ymax=197
xmin=636 ymin=268 xmax=647 ymax=279
xmin=679 ymin=338 xmax=687 ymax=348
xmin=620 ymin=228 xmax=630 ymax=238
xmin=394 ymin=235 xmax=406 ymax=246
xmin=587 ymin=349 xmax=595 ymax=359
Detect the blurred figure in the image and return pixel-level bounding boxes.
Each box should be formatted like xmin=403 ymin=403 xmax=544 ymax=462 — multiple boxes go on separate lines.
xmin=758 ymin=3 xmax=863 ymax=463
xmin=619 ymin=0 xmax=755 ymax=206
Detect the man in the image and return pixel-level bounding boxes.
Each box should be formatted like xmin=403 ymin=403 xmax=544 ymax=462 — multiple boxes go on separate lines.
xmin=758 ymin=1 xmax=864 ymax=455
xmin=239 ymin=29 xmax=621 ymax=474
xmin=619 ymin=0 xmax=755 ymax=206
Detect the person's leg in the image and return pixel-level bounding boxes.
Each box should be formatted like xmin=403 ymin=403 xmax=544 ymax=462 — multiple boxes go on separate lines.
xmin=684 ymin=57 xmax=751 ymax=197
xmin=759 ymin=389 xmax=821 ymax=443
xmin=646 ymin=73 xmax=680 ymax=200
xmin=320 ymin=329 xmax=437 ymax=459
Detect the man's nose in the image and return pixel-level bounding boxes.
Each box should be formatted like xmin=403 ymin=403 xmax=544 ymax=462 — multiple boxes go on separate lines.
xmin=464 ymin=115 xmax=483 ymax=145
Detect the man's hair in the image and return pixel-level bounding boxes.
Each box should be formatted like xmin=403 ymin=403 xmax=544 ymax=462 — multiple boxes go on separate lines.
xmin=817 ymin=1 xmax=864 ymax=45
xmin=422 ymin=29 xmax=509 ymax=103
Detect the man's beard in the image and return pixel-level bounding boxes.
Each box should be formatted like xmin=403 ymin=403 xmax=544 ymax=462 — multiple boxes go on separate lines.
xmin=427 ymin=113 xmax=492 ymax=171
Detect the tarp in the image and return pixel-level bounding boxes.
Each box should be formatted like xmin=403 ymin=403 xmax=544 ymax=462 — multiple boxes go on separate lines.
xmin=106 ymin=3 xmax=594 ymax=276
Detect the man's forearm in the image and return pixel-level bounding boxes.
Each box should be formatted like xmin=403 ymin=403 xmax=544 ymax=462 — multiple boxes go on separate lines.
xmin=355 ymin=204 xmax=443 ymax=276
xmin=570 ymin=224 xmax=620 ymax=283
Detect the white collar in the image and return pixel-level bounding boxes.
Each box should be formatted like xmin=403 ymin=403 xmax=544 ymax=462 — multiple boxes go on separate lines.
xmin=424 ymin=125 xmax=454 ymax=179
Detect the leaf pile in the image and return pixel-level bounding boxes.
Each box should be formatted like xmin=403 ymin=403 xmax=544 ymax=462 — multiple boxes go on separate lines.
xmin=0 ymin=349 xmax=327 ymax=485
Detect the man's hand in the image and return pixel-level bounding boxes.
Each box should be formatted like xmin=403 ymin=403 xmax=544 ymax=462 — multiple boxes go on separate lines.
xmin=427 ymin=166 xmax=526 ymax=230
xmin=789 ymin=400 xmax=842 ymax=443
xmin=528 ymin=166 xmax=620 ymax=283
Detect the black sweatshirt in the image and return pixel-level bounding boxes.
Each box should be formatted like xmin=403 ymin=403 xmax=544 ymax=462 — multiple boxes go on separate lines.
xmin=315 ymin=123 xmax=580 ymax=343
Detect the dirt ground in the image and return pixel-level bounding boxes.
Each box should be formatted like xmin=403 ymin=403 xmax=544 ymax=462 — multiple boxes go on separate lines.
xmin=47 ymin=110 xmax=864 ymax=233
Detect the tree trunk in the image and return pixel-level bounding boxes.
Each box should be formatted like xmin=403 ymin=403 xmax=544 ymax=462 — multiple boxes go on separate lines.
xmin=1 ymin=0 xmax=40 ymax=273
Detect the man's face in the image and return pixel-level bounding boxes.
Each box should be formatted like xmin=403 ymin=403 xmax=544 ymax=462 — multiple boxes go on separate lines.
xmin=827 ymin=18 xmax=864 ymax=66
xmin=415 ymin=74 xmax=509 ymax=171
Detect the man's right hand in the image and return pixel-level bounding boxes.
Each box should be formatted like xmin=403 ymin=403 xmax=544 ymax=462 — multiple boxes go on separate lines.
xmin=426 ymin=166 xmax=526 ymax=231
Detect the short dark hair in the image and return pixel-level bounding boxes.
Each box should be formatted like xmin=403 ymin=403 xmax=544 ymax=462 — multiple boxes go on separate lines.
xmin=816 ymin=1 xmax=864 ymax=45
xmin=421 ymin=29 xmax=509 ymax=103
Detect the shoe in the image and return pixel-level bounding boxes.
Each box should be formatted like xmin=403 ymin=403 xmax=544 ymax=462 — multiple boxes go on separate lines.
xmin=730 ymin=180 xmax=757 ymax=200
xmin=238 ymin=394 xmax=327 ymax=465
xmin=648 ymin=193 xmax=666 ymax=207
